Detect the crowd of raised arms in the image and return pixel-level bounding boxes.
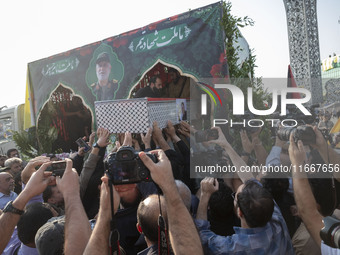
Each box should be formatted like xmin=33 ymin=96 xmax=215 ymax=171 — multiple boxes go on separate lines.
xmin=0 ymin=108 xmax=340 ymax=255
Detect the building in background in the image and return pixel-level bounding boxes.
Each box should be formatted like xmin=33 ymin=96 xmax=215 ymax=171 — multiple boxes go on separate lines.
xmin=321 ymin=53 xmax=340 ymax=106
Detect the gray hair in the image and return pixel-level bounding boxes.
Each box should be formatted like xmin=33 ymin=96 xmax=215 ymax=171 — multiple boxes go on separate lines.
xmin=4 ymin=157 xmax=22 ymax=167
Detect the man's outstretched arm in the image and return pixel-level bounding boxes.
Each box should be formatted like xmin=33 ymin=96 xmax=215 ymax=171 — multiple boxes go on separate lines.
xmin=140 ymin=150 xmax=203 ymax=255
xmin=0 ymin=162 xmax=55 ymax=253
xmin=56 ymin=159 xmax=91 ymax=255
xmin=289 ymin=134 xmax=323 ymax=247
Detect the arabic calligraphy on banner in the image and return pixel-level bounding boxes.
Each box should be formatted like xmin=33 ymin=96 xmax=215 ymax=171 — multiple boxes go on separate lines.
xmin=128 ymin=24 xmax=191 ymax=53
xmin=42 ymin=56 xmax=80 ymax=77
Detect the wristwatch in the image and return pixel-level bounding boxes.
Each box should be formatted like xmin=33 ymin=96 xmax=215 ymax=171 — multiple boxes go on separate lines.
xmin=93 ymin=142 xmax=102 ymax=149
xmin=3 ymin=201 xmax=24 ymax=215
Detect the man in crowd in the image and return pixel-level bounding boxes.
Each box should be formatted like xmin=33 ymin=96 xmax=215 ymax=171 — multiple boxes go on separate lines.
xmin=195 ymin=127 xmax=294 ymax=254
xmin=83 ymin=149 xmax=203 ymax=255
xmin=136 ymin=194 xmax=168 ymax=254
xmin=7 ymin=149 xmax=19 ymax=159
xmin=0 ymin=159 xmax=56 ymax=254
xmin=91 ymin=52 xmax=117 ymax=101
xmin=164 ymin=68 xmax=190 ymax=98
xmin=4 ymin=158 xmax=22 ymax=178
xmin=4 ymin=158 xmax=23 ymax=194
xmin=43 ymin=185 xmax=64 ymax=209
xmin=0 ymin=172 xmax=16 ymax=209
xmin=0 ymin=155 xmax=8 ymax=167
xmin=318 ymin=110 xmax=334 ymax=132
xmin=135 ymin=75 xmax=163 ymax=98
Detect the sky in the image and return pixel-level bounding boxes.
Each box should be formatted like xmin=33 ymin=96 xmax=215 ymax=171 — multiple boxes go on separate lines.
xmin=0 ymin=0 xmax=339 ymax=108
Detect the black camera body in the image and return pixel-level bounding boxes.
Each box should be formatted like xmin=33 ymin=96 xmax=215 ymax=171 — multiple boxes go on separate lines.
xmin=277 ymin=125 xmax=316 ymax=145
xmin=320 ymin=216 xmax=340 ymax=248
xmin=105 ymin=146 xmax=157 ymax=185
xmin=195 ymin=129 xmax=219 ymax=143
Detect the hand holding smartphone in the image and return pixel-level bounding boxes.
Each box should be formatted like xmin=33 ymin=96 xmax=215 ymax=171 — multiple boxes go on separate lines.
xmin=75 ymin=138 xmax=91 ymax=152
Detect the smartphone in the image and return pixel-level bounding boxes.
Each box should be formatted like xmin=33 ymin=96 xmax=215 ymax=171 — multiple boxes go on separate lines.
xmin=75 ymin=138 xmax=91 ymax=152
xmin=46 ymin=160 xmax=66 ymax=177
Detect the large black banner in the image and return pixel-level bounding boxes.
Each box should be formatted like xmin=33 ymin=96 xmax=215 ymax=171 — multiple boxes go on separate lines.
xmin=28 ymin=2 xmax=227 ymax=127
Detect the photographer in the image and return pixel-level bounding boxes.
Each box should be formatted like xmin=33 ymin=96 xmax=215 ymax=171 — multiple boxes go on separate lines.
xmin=289 ymin=132 xmax=340 ymax=254
xmin=83 ymin=149 xmax=203 ymax=255
xmin=107 ymin=131 xmax=159 ymax=254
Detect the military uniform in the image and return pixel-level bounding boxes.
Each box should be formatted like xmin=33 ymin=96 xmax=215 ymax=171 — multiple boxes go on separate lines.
xmin=91 ymin=79 xmax=118 ymax=101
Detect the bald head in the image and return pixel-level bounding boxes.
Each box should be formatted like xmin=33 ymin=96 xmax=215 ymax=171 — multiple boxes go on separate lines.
xmin=0 ymin=172 xmax=14 ymax=195
xmin=137 ymin=194 xmax=167 ymax=244
xmin=175 ymin=180 xmax=191 ymax=211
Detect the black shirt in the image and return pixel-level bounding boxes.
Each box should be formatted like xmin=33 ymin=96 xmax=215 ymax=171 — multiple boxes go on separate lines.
xmin=135 ymin=86 xmax=158 ymax=98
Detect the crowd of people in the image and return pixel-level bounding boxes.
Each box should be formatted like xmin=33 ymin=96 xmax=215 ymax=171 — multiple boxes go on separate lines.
xmin=1 ymin=106 xmax=340 ymax=254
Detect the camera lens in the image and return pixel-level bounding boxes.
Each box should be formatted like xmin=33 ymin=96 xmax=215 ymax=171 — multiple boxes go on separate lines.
xmin=321 ymin=216 xmax=340 ymax=248
xmin=333 ymin=226 xmax=340 ymax=248
xmin=277 ymin=127 xmax=294 ymax=141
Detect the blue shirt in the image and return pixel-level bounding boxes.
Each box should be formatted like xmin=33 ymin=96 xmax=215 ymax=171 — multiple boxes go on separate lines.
xmin=2 ymin=228 xmax=20 ymax=255
xmin=1 ymin=228 xmax=38 ymax=255
xmin=265 ymin=146 xmax=282 ymax=166
xmin=2 ymin=185 xmax=43 ymax=255
xmin=0 ymin=191 xmax=17 ymax=210
xmin=195 ymin=182 xmax=294 ymax=254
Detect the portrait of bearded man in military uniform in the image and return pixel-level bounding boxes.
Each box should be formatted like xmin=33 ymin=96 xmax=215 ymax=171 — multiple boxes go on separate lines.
xmin=91 ymin=52 xmax=118 ymax=101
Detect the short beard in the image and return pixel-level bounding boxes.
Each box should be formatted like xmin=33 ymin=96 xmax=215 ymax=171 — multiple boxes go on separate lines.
xmin=152 ymin=87 xmax=162 ymax=97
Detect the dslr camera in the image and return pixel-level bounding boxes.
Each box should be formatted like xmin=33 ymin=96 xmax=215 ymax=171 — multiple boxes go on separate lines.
xmin=320 ymin=216 xmax=340 ymax=249
xmin=277 ymin=125 xmax=316 ymax=145
xmin=105 ymin=146 xmax=157 ymax=185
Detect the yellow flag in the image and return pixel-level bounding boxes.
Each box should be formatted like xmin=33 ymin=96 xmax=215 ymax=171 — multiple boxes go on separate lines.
xmin=24 ymin=68 xmax=33 ymax=130
xmin=330 ymin=118 xmax=340 ymax=134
